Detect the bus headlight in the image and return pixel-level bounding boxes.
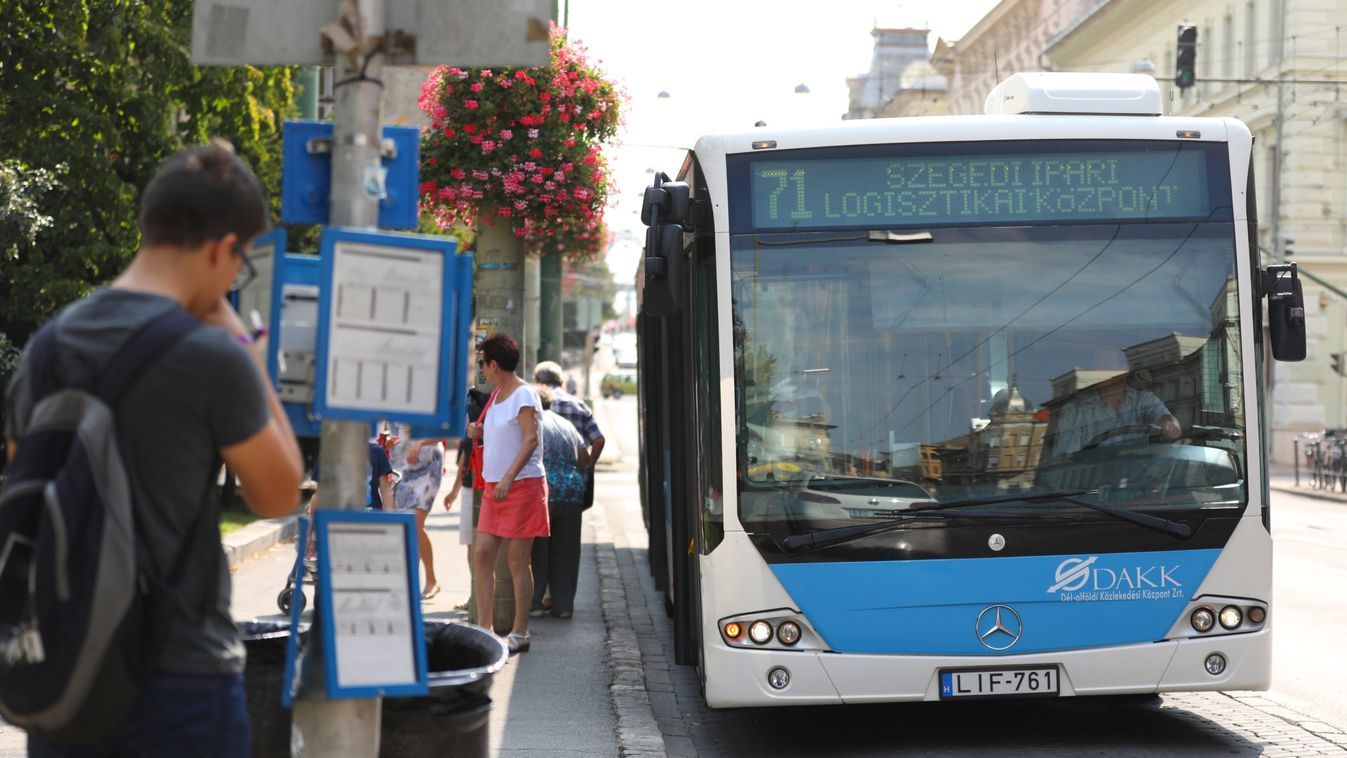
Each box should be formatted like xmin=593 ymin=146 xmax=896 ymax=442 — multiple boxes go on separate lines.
xmin=1204 ymin=653 xmax=1227 ymax=675
xmin=748 ymin=620 xmax=774 ymax=645
xmin=1218 ymin=606 xmax=1242 ymax=630
xmin=718 ymin=610 xmax=826 ymax=651
xmin=1190 ymin=607 xmax=1215 ymax=632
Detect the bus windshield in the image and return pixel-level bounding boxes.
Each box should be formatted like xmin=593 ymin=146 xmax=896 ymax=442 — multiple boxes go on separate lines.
xmin=731 ymin=221 xmax=1247 ymax=550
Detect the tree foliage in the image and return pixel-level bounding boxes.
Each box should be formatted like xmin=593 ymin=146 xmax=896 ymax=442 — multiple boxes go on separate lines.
xmin=0 ymin=0 xmax=296 ymax=346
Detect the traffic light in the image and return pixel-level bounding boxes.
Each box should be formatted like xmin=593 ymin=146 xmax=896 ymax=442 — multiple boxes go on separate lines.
xmin=1333 ymin=353 xmax=1344 ymax=376
xmin=1176 ymin=25 xmax=1198 ymax=89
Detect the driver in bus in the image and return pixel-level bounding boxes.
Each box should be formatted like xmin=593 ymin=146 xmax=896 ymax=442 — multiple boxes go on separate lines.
xmin=1047 ymin=351 xmax=1182 ymax=457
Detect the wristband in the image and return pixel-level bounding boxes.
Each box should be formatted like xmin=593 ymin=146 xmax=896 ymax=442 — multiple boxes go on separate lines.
xmin=237 ymin=327 xmax=268 ymax=345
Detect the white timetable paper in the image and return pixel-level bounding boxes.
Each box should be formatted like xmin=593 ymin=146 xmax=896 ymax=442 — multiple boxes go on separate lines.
xmin=326 ymin=522 xmax=418 ymax=688
xmin=324 ymin=241 xmax=444 ymax=414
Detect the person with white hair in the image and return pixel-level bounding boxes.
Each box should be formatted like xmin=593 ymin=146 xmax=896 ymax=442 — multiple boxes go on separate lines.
xmin=530 ymin=360 xmax=605 ymax=617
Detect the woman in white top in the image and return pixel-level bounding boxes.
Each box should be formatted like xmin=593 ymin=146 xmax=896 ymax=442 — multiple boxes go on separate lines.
xmin=466 ymin=333 xmax=548 ymax=653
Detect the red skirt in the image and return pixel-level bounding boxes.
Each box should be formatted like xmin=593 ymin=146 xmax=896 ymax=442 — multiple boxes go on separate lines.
xmin=479 ymin=476 xmax=550 ymax=539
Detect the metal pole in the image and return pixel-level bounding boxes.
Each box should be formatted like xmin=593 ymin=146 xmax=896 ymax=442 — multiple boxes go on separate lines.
xmin=1294 ymin=438 xmax=1300 ymax=486
xmin=292 ymin=1 xmax=386 ymax=754
xmin=474 ymin=218 xmax=527 ymax=633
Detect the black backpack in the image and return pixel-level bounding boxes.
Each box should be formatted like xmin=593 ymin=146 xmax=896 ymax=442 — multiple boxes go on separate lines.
xmin=0 ymin=308 xmax=206 ymax=742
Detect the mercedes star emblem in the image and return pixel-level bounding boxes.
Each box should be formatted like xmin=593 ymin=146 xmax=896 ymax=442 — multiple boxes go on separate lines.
xmin=975 ymin=604 xmax=1023 ymax=651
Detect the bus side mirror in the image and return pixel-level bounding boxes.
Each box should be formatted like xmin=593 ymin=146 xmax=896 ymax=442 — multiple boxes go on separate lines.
xmin=641 ymin=224 xmax=685 ymax=317
xmin=640 ymin=174 xmax=690 ymax=318
xmin=1264 ymin=263 xmax=1306 ymax=362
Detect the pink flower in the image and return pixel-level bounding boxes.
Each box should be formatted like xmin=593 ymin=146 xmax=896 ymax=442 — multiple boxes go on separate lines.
xmin=465 ymin=100 xmax=479 ymax=109
xmin=528 ymin=129 xmax=539 ymax=139
xmin=472 ymin=170 xmax=489 ymax=181
xmin=470 ymin=82 xmax=484 ymax=92
xmin=499 ymin=129 xmax=513 ymax=140
xmin=514 ymin=200 xmax=527 ymax=210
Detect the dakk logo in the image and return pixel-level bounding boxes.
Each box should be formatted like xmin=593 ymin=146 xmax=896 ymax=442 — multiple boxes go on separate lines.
xmin=1048 ymin=556 xmax=1097 ymax=592
xmin=1047 ymin=555 xmax=1183 ymax=595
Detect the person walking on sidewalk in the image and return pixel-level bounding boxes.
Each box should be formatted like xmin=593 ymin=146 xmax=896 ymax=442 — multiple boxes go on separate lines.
xmin=469 ymin=334 xmax=548 ymax=653
xmin=390 ymin=424 xmax=444 ymax=599
xmin=530 ymin=386 xmax=590 ymax=619
xmin=4 ymin=141 xmax=304 ymax=756
xmin=533 ymin=361 xmax=605 ymax=510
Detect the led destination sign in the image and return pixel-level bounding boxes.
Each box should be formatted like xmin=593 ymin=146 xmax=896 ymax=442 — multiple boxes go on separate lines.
xmin=746 ymin=144 xmax=1220 ymax=230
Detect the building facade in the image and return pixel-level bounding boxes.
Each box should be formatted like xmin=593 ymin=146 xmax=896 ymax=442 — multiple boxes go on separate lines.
xmin=932 ymin=0 xmax=1097 ymax=116
xmin=846 ymin=28 xmax=942 ymax=119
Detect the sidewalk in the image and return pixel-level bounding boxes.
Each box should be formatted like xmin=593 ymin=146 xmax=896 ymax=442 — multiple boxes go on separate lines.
xmin=230 ymin=474 xmax=632 ymax=755
xmin=1267 ymin=461 xmax=1347 ymax=505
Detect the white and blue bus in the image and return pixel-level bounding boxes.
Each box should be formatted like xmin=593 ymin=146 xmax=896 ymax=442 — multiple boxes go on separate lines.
xmin=635 ymin=73 xmax=1307 ymax=707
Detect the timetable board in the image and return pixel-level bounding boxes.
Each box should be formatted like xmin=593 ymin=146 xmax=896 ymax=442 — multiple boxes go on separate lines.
xmin=313 ymin=228 xmax=462 ymax=430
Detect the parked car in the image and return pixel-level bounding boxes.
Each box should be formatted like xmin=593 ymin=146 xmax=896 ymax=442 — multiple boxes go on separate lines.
xmin=601 ymin=371 xmax=637 ymax=399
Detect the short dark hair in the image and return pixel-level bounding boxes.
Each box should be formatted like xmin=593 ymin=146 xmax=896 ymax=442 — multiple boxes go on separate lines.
xmin=138 ymin=140 xmax=269 ymax=249
xmin=479 ymin=333 xmax=520 ymax=372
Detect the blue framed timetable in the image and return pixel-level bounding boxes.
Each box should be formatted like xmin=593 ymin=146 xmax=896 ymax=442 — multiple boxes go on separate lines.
xmin=313 ymin=228 xmax=470 ymax=434
xmin=311 ymin=510 xmax=429 ymax=700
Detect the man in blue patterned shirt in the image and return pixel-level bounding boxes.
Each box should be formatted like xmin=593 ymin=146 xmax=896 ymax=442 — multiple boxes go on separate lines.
xmin=534 ymin=361 xmax=605 ymax=507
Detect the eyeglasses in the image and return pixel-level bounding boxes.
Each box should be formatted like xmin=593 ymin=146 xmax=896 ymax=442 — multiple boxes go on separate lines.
xmin=230 ymin=243 xmax=257 ymax=293
xmin=477 ymin=358 xmax=485 ymax=369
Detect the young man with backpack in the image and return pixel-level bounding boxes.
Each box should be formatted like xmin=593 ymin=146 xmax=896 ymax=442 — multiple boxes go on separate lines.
xmin=1 ymin=141 xmax=303 ymax=755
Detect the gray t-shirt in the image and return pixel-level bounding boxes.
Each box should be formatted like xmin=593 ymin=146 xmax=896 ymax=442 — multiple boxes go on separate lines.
xmin=4 ymin=289 xmax=269 ymax=675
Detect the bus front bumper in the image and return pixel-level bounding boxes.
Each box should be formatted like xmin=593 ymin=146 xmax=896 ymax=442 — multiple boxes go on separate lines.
xmin=702 ymin=628 xmax=1271 ymax=708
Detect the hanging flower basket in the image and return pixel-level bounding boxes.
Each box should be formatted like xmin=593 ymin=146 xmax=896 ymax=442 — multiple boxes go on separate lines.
xmin=418 ymin=25 xmax=623 ymax=260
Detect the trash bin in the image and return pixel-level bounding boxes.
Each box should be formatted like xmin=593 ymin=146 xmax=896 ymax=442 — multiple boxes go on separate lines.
xmin=240 ymin=619 xmax=304 ymax=758
xmin=380 ymin=621 xmax=509 ymax=758
xmin=240 ymin=619 xmax=508 ymax=758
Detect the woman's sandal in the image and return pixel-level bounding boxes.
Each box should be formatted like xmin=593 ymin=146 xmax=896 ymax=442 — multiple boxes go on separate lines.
xmin=506 ymin=632 xmax=531 ymax=654
xmin=420 ymin=584 xmax=441 ymax=601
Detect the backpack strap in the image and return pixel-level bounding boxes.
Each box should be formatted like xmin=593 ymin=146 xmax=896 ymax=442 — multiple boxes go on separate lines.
xmin=24 ymin=322 xmax=62 ymax=405
xmin=94 ymin=309 xmax=200 ymax=403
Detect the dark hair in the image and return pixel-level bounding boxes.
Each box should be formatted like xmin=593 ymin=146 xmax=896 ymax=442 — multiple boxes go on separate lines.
xmin=466 ymin=388 xmax=489 ymax=420
xmin=138 ymin=140 xmax=269 ymax=249
xmin=479 ymin=333 xmax=520 ymax=372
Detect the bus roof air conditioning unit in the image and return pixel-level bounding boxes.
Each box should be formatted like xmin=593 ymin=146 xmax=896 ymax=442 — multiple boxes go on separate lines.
xmin=984 ymin=72 xmax=1162 ymax=116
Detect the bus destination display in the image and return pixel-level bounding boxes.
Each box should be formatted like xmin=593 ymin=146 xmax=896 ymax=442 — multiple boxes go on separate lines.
xmin=749 ymin=148 xmax=1213 ymax=229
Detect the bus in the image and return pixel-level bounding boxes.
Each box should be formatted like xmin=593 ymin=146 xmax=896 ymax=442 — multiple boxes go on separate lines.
xmin=634 ymin=72 xmax=1307 ymax=708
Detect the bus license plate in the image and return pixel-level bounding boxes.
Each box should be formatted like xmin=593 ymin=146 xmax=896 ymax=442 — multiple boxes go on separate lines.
xmin=939 ymin=667 xmax=1059 ymax=699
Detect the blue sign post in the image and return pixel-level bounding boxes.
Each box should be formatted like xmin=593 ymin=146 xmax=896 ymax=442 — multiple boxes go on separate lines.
xmin=281 ymin=121 xmax=422 ymax=229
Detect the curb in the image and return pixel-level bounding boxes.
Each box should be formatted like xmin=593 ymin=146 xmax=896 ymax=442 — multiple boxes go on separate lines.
xmin=1269 ymin=484 xmax=1347 ymax=506
xmin=223 ymin=516 xmax=297 ymax=570
xmin=592 ymin=502 xmax=668 ymax=757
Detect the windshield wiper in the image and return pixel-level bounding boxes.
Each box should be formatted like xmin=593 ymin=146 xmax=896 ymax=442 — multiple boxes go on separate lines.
xmin=914 ymin=490 xmax=1193 ymax=539
xmin=778 ymin=489 xmax=1192 ymax=554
